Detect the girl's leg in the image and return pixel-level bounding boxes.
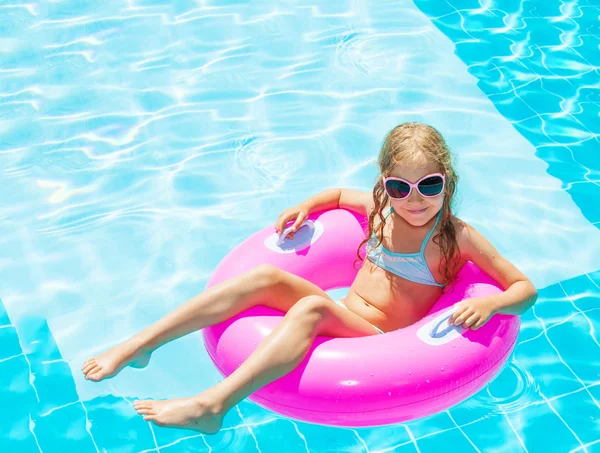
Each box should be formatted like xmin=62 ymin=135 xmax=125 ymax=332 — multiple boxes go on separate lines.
xmin=133 ymin=295 xmax=381 ymax=433
xmin=82 ymin=264 xmax=333 ymax=381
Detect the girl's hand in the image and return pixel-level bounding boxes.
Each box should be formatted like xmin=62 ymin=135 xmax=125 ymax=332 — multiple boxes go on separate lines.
xmin=274 ymin=204 xmax=309 ymax=239
xmin=448 ymin=298 xmax=495 ymax=330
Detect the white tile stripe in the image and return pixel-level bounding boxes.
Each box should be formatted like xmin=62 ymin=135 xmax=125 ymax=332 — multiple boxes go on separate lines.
xmin=236 ymin=406 xmax=261 ymax=453
xmin=351 ymin=428 xmax=371 ymax=453
xmin=10 ymin=284 xmax=599 ymax=452
xmin=557 ymin=282 xmax=600 ymax=348
xmin=502 ymin=411 xmax=528 ymax=453
xmin=79 ymin=400 xmax=101 ymax=453
xmin=0 ymin=351 xmax=25 ymax=363
xmin=121 ymin=395 xmax=164 ymax=453
xmin=290 ymin=420 xmax=310 ymax=453
xmin=404 ymin=424 xmax=422 ymax=453
xmin=570 ymin=438 xmax=600 ymax=453
xmin=518 ymin=307 xmax=600 ymax=347
xmin=586 ymin=274 xmax=600 ymax=292
xmin=28 ymin=415 xmax=43 ymax=453
xmin=541 ymin=394 xmax=586 ymax=452
xmin=529 ymin=305 xmax=600 ymax=409
xmin=29 ymin=371 xmax=594 ymax=453
xmin=446 ymin=410 xmax=481 ymax=453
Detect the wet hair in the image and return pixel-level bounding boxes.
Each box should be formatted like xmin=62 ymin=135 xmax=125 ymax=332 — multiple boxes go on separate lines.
xmin=356 ymin=122 xmax=461 ymax=293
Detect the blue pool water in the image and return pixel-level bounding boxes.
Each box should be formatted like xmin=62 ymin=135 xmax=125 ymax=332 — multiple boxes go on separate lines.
xmin=1 ymin=0 xmax=599 ymax=451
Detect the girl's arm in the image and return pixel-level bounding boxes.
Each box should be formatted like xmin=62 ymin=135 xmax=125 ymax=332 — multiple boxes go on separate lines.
xmin=338 ymin=189 xmax=375 ymax=216
xmin=299 ymin=188 xmax=374 ymax=216
xmin=456 ymin=220 xmax=538 ymax=316
xmin=275 ymin=189 xmax=373 ymax=237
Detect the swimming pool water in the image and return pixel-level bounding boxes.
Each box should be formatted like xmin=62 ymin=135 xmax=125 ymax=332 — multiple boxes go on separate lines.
xmin=1 ymin=0 xmax=599 ymax=452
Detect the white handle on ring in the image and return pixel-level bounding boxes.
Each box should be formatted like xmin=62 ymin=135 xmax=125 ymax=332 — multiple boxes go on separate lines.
xmin=277 ymin=220 xmax=312 ymax=246
xmin=417 ymin=307 xmax=464 ymax=346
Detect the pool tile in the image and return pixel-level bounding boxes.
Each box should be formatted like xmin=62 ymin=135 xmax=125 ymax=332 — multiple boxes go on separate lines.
xmin=147 ymin=399 xmax=252 ymax=451
xmin=549 ymin=388 xmax=600 ymax=445
xmin=448 ymin=396 xmax=497 ymax=428
xmin=85 ymin=396 xmax=156 ymax=453
xmin=506 ymin=399 xmax=582 ymax=453
xmin=588 ymin=270 xmax=600 ymax=289
xmin=0 ymin=299 xmax=10 ymax=326
xmin=287 ymin=421 xmax=371 ymax=453
xmin=404 ymin=411 xmax=455 ymax=441
xmin=200 ymin=423 xmax=260 ymax=453
xmin=533 ymin=284 xmax=576 ymax=328
xmin=248 ymin=418 xmax=313 ymax=453
xmin=19 ymin=316 xmax=63 ymax=362
xmin=517 ymin=313 xmax=544 ymax=343
xmin=461 ymin=415 xmax=527 ymax=452
xmin=0 ymin=356 xmax=38 ymax=412
xmin=0 ymin=413 xmax=40 ymax=453
xmin=0 ymin=325 xmax=22 ymax=359
xmin=560 ymin=274 xmax=600 ymax=310
xmin=414 ymin=421 xmax=483 ymax=452
xmin=546 ymin=314 xmax=600 ymax=384
xmin=356 ymin=423 xmax=415 ymax=452
xmin=161 ymin=435 xmax=210 ymax=453
xmin=32 ymin=360 xmax=80 ymax=413
xmin=515 ymin=335 xmax=582 ymax=399
xmin=32 ymin=403 xmax=98 ymax=453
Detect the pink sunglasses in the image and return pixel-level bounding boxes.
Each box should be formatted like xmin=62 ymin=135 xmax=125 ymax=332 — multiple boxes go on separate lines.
xmin=383 ymin=173 xmax=446 ymax=199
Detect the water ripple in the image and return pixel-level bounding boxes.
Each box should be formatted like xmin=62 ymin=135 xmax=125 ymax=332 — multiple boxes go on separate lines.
xmin=484 ymin=360 xmax=540 ymax=414
xmin=2 ymin=0 xmax=600 ymax=452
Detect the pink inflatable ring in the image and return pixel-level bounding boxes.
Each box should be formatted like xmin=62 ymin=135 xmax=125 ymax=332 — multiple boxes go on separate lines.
xmin=203 ymin=209 xmax=520 ymax=426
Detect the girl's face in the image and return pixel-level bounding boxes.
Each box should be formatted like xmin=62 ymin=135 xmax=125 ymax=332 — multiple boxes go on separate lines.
xmin=385 ymin=162 xmax=445 ymax=227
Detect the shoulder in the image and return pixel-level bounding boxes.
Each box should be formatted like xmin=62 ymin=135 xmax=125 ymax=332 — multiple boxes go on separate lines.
xmin=449 ymin=216 xmax=532 ymax=290
xmin=449 ymin=216 xmax=467 ymax=238
xmin=449 ymin=216 xmax=481 ymax=260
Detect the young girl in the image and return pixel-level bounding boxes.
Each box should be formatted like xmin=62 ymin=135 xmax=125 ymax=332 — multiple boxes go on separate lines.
xmin=81 ymin=122 xmax=537 ymax=434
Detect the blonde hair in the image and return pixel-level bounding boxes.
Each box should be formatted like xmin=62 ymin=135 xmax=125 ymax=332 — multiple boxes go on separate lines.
xmin=356 ymin=122 xmax=461 ymax=293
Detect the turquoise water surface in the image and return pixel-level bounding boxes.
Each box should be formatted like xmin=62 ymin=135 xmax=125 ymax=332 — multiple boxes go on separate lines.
xmin=1 ymin=0 xmax=599 ymax=452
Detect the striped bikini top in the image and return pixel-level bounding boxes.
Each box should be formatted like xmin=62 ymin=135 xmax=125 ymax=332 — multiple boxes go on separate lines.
xmin=366 ymin=207 xmax=444 ymax=288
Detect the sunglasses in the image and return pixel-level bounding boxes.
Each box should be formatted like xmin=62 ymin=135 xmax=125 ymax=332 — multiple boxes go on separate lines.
xmin=383 ymin=173 xmax=446 ymax=199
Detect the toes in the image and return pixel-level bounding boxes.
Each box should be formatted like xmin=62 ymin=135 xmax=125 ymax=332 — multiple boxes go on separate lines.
xmin=136 ymin=407 xmax=153 ymax=416
xmin=82 ymin=360 xmax=97 ymax=374
xmin=87 ymin=370 xmax=105 ymax=382
xmin=82 ymin=358 xmax=94 ymax=368
xmin=133 ymin=400 xmax=151 ymax=409
xmin=144 ymin=416 xmax=165 ymax=427
xmin=84 ymin=364 xmax=102 ymax=379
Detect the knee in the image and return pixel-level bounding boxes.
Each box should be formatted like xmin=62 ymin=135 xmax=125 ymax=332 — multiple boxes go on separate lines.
xmin=287 ymin=295 xmax=331 ymax=320
xmin=249 ymin=263 xmax=283 ymax=288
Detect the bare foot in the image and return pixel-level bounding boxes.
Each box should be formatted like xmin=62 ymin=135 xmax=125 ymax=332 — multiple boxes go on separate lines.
xmin=81 ymin=338 xmax=151 ymax=382
xmin=133 ymin=395 xmax=225 ymax=434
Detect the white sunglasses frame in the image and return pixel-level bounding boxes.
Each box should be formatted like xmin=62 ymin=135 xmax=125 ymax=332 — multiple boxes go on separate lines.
xmin=382 ymin=173 xmax=446 ymax=199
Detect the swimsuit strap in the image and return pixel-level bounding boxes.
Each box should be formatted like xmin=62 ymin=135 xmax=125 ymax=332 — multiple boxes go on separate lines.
xmin=372 ymin=207 xmax=441 ymax=253
xmin=419 ymin=210 xmax=442 ymax=254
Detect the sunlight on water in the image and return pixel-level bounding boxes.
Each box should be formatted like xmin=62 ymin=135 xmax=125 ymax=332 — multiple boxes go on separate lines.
xmin=1 ymin=0 xmax=599 ymax=452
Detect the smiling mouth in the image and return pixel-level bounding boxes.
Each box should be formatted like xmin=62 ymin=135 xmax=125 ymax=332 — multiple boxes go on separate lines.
xmin=407 ymin=207 xmax=427 ymax=214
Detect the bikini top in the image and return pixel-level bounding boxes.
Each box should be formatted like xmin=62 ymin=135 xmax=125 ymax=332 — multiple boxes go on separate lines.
xmin=366 ymin=207 xmax=444 ymax=288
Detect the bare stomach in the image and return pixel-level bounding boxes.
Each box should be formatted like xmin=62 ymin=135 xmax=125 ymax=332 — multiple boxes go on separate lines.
xmin=341 ymin=261 xmax=444 ymax=332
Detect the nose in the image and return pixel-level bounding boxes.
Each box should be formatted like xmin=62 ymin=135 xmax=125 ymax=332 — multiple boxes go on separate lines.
xmin=407 ymin=186 xmax=424 ymax=203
